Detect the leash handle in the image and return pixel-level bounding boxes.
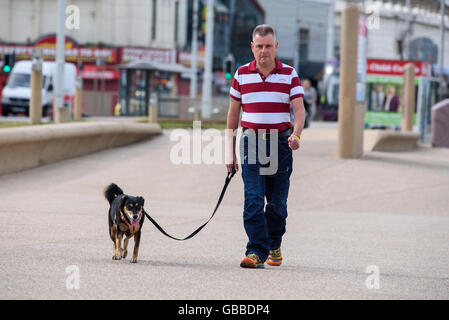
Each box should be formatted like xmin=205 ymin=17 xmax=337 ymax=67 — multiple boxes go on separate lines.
xmin=143 ymin=168 xmax=236 ymax=241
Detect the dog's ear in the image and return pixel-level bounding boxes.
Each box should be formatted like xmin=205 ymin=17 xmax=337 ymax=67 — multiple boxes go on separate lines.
xmin=139 ymin=196 xmax=145 ymax=206
xmin=119 ymin=195 xmax=128 ymax=210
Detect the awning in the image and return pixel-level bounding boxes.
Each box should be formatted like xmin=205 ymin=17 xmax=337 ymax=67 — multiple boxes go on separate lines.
xmin=118 ymin=61 xmax=194 ymax=74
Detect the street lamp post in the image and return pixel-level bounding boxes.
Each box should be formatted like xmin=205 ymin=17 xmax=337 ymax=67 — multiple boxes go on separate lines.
xmin=190 ymin=0 xmax=199 ymax=103
xmin=326 ymin=0 xmax=335 ymax=62
xmin=201 ymin=0 xmax=214 ymax=120
xmin=439 ymin=0 xmax=446 ymax=100
xmin=405 ymin=0 xmax=412 ymax=60
xmin=55 ymin=0 xmax=67 ymax=123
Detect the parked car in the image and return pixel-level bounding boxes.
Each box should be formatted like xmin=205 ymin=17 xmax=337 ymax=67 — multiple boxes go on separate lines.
xmin=1 ymin=60 xmax=76 ymax=116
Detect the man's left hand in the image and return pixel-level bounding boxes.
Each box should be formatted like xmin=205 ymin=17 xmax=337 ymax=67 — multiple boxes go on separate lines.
xmin=288 ymin=134 xmax=300 ymax=150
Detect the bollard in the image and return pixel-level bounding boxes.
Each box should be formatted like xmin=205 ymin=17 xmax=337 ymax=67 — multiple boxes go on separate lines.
xmin=29 ymin=55 xmax=43 ymax=125
xmin=194 ymin=109 xmax=201 ymax=121
xmin=338 ymin=3 xmax=360 ymax=159
xmin=402 ymin=63 xmax=415 ymax=132
xmin=170 ymin=73 xmax=177 ymax=97
xmin=73 ymin=76 xmax=83 ymax=121
xmin=148 ymin=92 xmax=158 ymax=123
xmin=148 ymin=105 xmax=158 ymax=123
xmin=56 ymin=107 xmax=70 ymax=123
xmin=73 ymin=87 xmax=83 ymax=121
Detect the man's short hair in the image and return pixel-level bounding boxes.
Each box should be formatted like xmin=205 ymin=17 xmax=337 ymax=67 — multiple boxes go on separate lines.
xmin=252 ymin=24 xmax=276 ymax=41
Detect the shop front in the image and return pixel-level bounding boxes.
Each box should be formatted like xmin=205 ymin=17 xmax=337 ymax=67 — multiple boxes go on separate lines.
xmin=81 ymin=64 xmax=120 ymax=116
xmin=118 ymin=60 xmax=192 ymax=117
xmin=0 ymin=34 xmax=121 ymax=116
xmin=0 ymin=35 xmax=191 ymax=117
xmin=365 ymin=59 xmax=432 ymax=134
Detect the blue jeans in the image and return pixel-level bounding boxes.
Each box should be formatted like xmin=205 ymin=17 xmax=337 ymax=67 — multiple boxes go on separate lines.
xmin=240 ymin=130 xmax=293 ymax=262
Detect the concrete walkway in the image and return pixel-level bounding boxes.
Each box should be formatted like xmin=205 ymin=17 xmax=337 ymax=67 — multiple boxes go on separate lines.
xmin=0 ymin=126 xmax=448 ymax=299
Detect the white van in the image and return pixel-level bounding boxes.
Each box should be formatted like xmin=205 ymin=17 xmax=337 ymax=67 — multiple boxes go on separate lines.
xmin=1 ymin=60 xmax=77 ymax=116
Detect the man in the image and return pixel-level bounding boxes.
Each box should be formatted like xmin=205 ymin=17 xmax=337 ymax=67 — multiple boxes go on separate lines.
xmin=371 ymin=84 xmax=385 ymax=111
xmin=226 ymin=24 xmax=306 ymax=269
xmin=302 ymin=79 xmax=317 ymax=127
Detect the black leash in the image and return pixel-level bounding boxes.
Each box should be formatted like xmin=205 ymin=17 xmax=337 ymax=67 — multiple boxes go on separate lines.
xmin=143 ymin=168 xmax=236 ymax=241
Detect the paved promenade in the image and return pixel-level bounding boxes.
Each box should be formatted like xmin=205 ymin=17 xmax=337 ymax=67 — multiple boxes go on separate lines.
xmin=1 ymin=124 xmax=448 ymax=299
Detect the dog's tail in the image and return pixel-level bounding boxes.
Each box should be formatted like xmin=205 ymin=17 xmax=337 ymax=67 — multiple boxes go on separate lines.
xmin=104 ymin=183 xmax=124 ymax=205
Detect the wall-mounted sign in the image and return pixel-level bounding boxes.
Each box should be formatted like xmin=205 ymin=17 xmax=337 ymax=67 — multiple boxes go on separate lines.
xmin=121 ymin=47 xmax=175 ymax=65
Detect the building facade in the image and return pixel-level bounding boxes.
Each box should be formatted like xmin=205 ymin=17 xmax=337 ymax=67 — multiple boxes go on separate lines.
xmin=0 ymin=0 xmax=187 ymax=49
xmin=257 ymin=0 xmax=333 ymax=82
xmin=2 ymin=0 xmax=448 ymax=118
xmin=334 ymin=0 xmax=449 ymax=64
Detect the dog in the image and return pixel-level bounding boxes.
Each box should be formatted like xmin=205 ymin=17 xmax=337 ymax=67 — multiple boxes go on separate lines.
xmin=104 ymin=183 xmax=145 ymax=263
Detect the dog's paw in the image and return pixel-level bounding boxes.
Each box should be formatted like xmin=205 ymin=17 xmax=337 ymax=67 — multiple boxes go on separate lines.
xmin=121 ymin=251 xmax=128 ymax=259
xmin=130 ymin=259 xmax=137 ymax=263
xmin=112 ymin=255 xmax=122 ymax=260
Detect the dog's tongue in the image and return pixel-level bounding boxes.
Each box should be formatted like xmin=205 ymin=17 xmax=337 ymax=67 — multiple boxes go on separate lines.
xmin=132 ymin=219 xmax=139 ymax=226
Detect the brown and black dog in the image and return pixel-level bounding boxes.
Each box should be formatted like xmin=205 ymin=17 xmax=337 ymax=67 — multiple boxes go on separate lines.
xmin=104 ymin=183 xmax=145 ymax=263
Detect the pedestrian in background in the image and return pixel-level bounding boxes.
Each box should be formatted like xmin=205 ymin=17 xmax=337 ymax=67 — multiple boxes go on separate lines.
xmin=302 ymin=79 xmax=317 ymax=126
xmin=371 ymin=83 xmax=385 ymax=111
xmin=383 ymin=85 xmax=400 ymax=112
xmin=226 ymin=24 xmax=306 ymax=269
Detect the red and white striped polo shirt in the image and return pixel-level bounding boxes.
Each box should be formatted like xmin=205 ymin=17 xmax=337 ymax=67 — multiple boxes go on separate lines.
xmin=229 ymin=58 xmax=304 ymax=131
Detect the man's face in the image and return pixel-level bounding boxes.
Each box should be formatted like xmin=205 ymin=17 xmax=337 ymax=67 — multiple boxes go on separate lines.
xmin=251 ymin=33 xmax=278 ymax=68
xmin=303 ymin=80 xmax=311 ymax=90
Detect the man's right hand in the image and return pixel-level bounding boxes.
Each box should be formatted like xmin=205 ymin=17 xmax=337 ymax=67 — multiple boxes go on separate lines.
xmin=226 ymin=96 xmax=242 ymax=174
xmin=226 ymin=154 xmax=238 ymax=173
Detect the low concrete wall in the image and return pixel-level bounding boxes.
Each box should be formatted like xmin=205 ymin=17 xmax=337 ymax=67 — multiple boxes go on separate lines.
xmin=364 ymin=130 xmax=420 ymax=152
xmin=431 ymin=99 xmax=449 ymax=148
xmin=0 ymin=121 xmax=162 ymax=175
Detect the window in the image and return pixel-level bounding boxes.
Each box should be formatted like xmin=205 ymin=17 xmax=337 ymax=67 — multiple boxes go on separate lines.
xmin=152 ymin=0 xmax=157 ymax=41
xmin=299 ymin=28 xmax=309 ymax=61
xmin=174 ymin=1 xmax=179 ymax=44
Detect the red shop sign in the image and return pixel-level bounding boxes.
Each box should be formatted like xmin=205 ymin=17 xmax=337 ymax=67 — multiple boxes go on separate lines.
xmin=366 ymin=59 xmax=430 ymax=78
